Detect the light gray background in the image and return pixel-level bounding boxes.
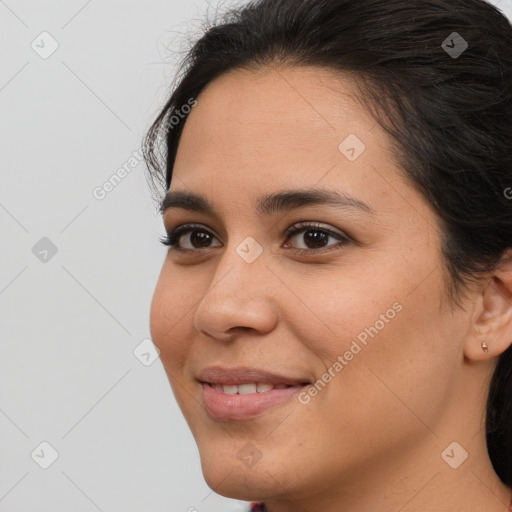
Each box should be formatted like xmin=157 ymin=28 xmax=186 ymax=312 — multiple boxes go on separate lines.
xmin=1 ymin=0 xmax=511 ymax=511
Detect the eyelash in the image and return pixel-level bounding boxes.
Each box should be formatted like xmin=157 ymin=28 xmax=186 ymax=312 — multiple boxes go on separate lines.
xmin=159 ymin=222 xmax=352 ymax=255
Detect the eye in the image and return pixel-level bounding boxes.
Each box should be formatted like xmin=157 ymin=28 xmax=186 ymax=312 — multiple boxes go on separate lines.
xmin=159 ymin=224 xmax=221 ymax=251
xmin=283 ymin=221 xmax=351 ymax=254
xmin=159 ymin=222 xmax=351 ymax=254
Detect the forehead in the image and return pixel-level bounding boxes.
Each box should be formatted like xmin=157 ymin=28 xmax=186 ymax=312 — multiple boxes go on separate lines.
xmin=173 ymin=66 xmax=391 ymax=182
xmin=169 ymin=65 xmax=428 ymax=227
xmin=177 ymin=65 xmax=371 ymax=155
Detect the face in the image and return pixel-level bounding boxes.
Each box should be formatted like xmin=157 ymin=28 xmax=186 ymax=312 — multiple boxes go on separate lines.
xmin=149 ymin=66 xmax=473 ymax=503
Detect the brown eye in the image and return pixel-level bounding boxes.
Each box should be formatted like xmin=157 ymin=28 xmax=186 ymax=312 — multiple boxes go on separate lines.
xmin=160 ymin=224 xmax=221 ymax=251
xmin=283 ymin=222 xmax=351 ymax=254
xmin=160 ymin=221 xmax=351 ymax=255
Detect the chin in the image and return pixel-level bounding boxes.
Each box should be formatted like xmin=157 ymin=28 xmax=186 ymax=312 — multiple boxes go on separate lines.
xmin=197 ymin=441 xmax=286 ymax=501
xmin=201 ymin=463 xmax=275 ymax=502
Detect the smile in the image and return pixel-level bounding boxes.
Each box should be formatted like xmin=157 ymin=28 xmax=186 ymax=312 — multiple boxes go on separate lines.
xmin=205 ymin=382 xmax=297 ymax=394
xmin=200 ymin=381 xmax=308 ymax=421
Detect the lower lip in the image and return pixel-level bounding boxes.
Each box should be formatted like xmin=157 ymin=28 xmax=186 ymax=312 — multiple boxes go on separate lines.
xmin=200 ymin=382 xmax=307 ymax=421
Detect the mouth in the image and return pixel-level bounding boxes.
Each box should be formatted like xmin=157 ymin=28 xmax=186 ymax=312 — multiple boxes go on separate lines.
xmin=196 ymin=365 xmax=311 ymax=421
xmin=197 ymin=364 xmax=311 ymax=387
xmin=200 ymin=381 xmax=308 ymax=394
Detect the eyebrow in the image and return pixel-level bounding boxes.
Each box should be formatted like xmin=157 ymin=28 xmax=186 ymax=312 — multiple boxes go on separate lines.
xmin=160 ymin=188 xmax=375 ymax=217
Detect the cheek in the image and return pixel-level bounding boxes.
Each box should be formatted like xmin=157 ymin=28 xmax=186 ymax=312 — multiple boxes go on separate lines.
xmin=279 ymin=265 xmax=405 ymax=366
xmin=149 ymin=267 xmax=197 ymax=370
xmin=301 ymin=266 xmax=454 ymax=439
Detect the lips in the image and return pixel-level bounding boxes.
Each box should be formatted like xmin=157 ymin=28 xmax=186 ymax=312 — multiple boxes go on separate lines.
xmin=205 ymin=382 xmax=298 ymax=394
xmin=196 ymin=365 xmax=311 ymax=387
xmin=197 ymin=365 xmax=312 ymax=420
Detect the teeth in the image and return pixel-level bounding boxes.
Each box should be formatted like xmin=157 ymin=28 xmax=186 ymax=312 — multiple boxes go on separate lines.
xmin=210 ymin=382 xmax=294 ymax=394
xmin=238 ymin=383 xmax=257 ymax=394
xmin=256 ymin=383 xmax=274 ymax=393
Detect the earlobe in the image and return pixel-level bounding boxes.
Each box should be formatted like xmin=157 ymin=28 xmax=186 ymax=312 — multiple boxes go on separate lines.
xmin=463 ymin=251 xmax=512 ymax=362
xmin=463 ymin=337 xmax=500 ymax=362
xmin=464 ymin=333 xmax=512 ymax=362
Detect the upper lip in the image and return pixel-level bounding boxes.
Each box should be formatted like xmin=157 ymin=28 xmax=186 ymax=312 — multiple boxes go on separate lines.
xmin=197 ymin=365 xmax=310 ymax=386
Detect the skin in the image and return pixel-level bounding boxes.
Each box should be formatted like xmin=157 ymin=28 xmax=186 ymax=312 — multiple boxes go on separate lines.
xmin=149 ymin=65 xmax=512 ymax=512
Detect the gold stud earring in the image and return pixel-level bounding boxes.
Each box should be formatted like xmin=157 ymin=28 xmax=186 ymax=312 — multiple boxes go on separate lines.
xmin=481 ymin=340 xmax=489 ymax=353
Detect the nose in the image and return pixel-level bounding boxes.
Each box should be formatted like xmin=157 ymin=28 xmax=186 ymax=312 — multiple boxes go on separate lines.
xmin=193 ymin=242 xmax=278 ymax=341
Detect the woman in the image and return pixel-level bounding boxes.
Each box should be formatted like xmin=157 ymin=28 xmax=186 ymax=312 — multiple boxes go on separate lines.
xmin=143 ymin=0 xmax=512 ymax=510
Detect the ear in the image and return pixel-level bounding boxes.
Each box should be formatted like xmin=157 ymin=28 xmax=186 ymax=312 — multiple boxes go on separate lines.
xmin=464 ymin=249 xmax=512 ymax=362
